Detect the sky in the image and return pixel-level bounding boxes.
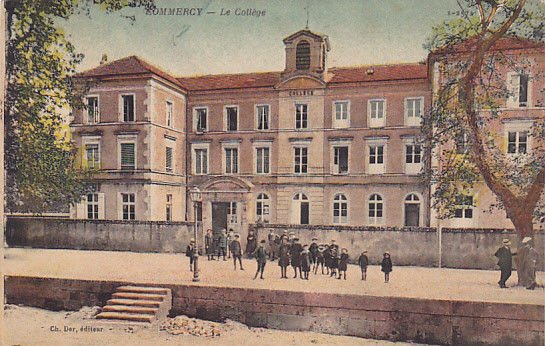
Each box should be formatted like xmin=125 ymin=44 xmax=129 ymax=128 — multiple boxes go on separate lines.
xmin=62 ymin=0 xmax=467 ymax=77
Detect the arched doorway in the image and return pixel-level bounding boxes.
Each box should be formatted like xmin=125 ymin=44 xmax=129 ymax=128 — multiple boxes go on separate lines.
xmin=292 ymin=193 xmax=309 ymax=224
xmin=404 ymin=193 xmax=421 ymax=227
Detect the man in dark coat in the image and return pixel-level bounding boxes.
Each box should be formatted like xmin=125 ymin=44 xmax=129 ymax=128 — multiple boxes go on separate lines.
xmin=230 ymin=234 xmax=244 ymax=271
xmin=278 ymin=237 xmax=290 ymax=279
xmin=217 ymin=229 xmax=228 ymax=261
xmin=494 ymin=239 xmax=514 ymax=288
xmin=289 ymin=238 xmax=303 ymax=278
xmin=205 ymin=229 xmax=214 ymax=261
xmin=309 ymin=238 xmax=319 ymax=270
xmin=253 ymin=240 xmax=268 ymax=279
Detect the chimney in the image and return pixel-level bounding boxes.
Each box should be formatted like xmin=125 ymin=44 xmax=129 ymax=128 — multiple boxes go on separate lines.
xmin=100 ymin=54 xmax=108 ymax=65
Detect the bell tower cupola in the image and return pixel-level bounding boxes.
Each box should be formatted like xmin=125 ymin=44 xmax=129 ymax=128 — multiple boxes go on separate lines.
xmin=282 ymin=29 xmax=330 ymax=80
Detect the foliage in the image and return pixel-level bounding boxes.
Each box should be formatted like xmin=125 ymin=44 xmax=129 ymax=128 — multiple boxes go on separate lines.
xmin=423 ymin=0 xmax=545 ymax=234
xmin=4 ymin=0 xmax=154 ymax=213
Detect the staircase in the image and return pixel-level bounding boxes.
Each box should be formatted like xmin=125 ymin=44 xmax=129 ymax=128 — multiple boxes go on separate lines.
xmin=95 ymin=285 xmax=172 ymax=324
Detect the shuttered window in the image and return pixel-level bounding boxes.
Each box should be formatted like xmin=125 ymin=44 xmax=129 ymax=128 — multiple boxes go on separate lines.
xmin=120 ymin=143 xmax=135 ymax=170
xmin=166 ymin=147 xmax=173 ymax=172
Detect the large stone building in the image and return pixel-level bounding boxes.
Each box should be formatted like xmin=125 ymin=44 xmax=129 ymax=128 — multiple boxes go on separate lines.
xmin=70 ymin=29 xmax=544 ymax=234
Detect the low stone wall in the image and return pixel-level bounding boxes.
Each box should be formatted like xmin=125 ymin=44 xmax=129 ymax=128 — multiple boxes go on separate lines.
xmin=5 ymin=276 xmax=544 ymax=346
xmin=254 ymin=224 xmax=545 ymax=270
xmin=5 ymin=217 xmax=193 ymax=253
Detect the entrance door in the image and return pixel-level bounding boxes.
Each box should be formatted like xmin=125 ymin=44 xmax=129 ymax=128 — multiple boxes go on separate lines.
xmin=404 ymin=204 xmax=420 ymax=226
xmin=300 ymin=202 xmax=309 ymax=224
xmin=212 ymin=202 xmax=229 ymax=232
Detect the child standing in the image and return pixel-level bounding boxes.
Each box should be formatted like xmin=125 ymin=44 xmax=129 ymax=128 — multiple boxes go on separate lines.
xmin=314 ymin=245 xmax=325 ymax=274
xmin=253 ymin=240 xmax=268 ymax=280
xmin=300 ymin=245 xmax=311 ymax=280
xmin=381 ymin=252 xmax=393 ymax=283
xmin=358 ymin=251 xmax=369 ymax=281
xmin=329 ymin=246 xmax=339 ymax=278
xmin=338 ymin=248 xmax=349 ymax=280
xmin=186 ymin=238 xmax=195 ymax=272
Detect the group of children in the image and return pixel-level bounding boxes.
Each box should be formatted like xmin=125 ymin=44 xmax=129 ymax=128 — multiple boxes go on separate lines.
xmin=189 ymin=229 xmax=394 ymax=283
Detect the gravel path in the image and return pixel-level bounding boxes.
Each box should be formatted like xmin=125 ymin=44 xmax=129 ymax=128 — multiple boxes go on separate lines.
xmin=4 ymin=248 xmax=544 ymax=305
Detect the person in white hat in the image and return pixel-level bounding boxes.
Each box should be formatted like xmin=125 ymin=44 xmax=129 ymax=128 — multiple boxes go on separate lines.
xmin=494 ymin=239 xmax=514 ymax=288
xmin=519 ymin=237 xmax=538 ymax=290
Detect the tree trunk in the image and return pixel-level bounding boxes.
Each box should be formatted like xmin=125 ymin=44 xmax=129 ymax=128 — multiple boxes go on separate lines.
xmin=511 ymin=213 xmax=535 ymax=287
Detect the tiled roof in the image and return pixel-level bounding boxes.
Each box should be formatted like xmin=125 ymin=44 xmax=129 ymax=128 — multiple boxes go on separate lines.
xmin=177 ymin=63 xmax=428 ymax=91
xmin=177 ymin=72 xmax=282 ymax=91
xmin=328 ymin=63 xmax=428 ymax=84
xmin=432 ymin=36 xmax=545 ymax=55
xmin=76 ymin=56 xmax=185 ymax=90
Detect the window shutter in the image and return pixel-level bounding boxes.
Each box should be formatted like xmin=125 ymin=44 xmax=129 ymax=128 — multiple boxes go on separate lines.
xmin=76 ymin=196 xmax=86 ymax=219
xmin=166 ymin=147 xmax=173 ymax=172
xmin=98 ymin=193 xmax=105 ymax=219
xmin=120 ymin=143 xmax=135 ymax=169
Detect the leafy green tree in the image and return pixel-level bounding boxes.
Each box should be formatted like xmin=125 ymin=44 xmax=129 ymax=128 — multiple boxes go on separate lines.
xmin=4 ymin=0 xmax=154 ymax=213
xmin=424 ymin=0 xmax=544 ymax=285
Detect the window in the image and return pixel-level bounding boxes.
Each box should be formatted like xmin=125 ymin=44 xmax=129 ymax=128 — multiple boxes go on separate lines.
xmin=165 ymin=146 xmax=173 ymax=172
xmin=294 ymin=147 xmax=308 ymax=174
xmin=256 ymin=147 xmax=270 ymax=174
xmin=405 ymin=97 xmax=423 ymax=126
xmin=256 ymin=105 xmax=270 ymax=130
xmin=226 ymin=106 xmax=238 ymax=131
xmin=368 ymin=194 xmax=383 ymax=225
xmin=228 ymin=202 xmax=237 ymax=223
xmin=369 ymin=99 xmax=386 ymax=128
xmin=368 ymin=144 xmax=385 ymax=174
xmin=507 ymin=131 xmax=528 ymax=154
xmin=296 ymin=40 xmax=311 ymax=70
xmin=256 ymin=193 xmax=270 ymax=223
xmin=295 ymin=103 xmax=308 ymax=129
xmin=508 ymin=73 xmax=529 ymax=108
xmin=454 ymin=195 xmax=473 ymax=219
xmin=85 ymin=143 xmax=100 ymax=169
xmin=86 ymin=96 xmax=99 ymax=124
xmin=119 ymin=142 xmax=136 ymax=170
xmin=225 ymin=147 xmax=238 ymax=174
xmin=195 ymin=107 xmax=207 ymax=132
xmin=121 ymin=193 xmax=135 ymax=220
xmin=333 ymin=101 xmax=349 ymax=128
xmin=405 ymin=143 xmax=422 ymax=174
xmin=166 ymin=194 xmax=172 ymax=221
xmin=194 ymin=148 xmax=208 ymax=175
xmin=121 ymin=94 xmax=135 ymax=122
xmin=333 ymin=146 xmax=349 ymax=174
xmin=166 ymin=101 xmax=173 ymax=128
xmin=333 ymin=194 xmax=348 ymax=224
xmin=87 ymin=193 xmax=99 ymax=220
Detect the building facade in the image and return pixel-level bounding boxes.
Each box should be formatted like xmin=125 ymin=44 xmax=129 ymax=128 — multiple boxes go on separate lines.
xmin=70 ymin=29 xmax=544 ymax=235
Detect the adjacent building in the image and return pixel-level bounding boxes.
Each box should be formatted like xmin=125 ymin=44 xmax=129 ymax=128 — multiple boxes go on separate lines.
xmin=70 ymin=29 xmax=544 ymax=234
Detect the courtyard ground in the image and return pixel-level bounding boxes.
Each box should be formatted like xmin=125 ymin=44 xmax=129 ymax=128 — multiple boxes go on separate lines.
xmin=4 ymin=304 xmax=432 ymax=346
xmin=3 ymin=248 xmax=544 ymax=305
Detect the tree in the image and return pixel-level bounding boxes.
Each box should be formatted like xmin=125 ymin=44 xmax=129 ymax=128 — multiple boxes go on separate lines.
xmin=4 ymin=0 xmax=154 ymax=213
xmin=424 ymin=0 xmax=544 ymax=286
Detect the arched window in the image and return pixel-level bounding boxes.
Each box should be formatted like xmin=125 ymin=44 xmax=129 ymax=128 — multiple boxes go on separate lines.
xmin=292 ymin=193 xmax=310 ymax=224
xmin=256 ymin=193 xmax=270 ymax=223
xmin=296 ymin=40 xmax=311 ymax=70
xmin=404 ymin=193 xmax=420 ymax=227
xmin=368 ymin=194 xmax=383 ymax=225
xmin=333 ymin=194 xmax=348 ymax=224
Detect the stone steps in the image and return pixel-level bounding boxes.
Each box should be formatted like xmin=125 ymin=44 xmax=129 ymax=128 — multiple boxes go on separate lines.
xmin=96 ymin=285 xmax=172 ymax=324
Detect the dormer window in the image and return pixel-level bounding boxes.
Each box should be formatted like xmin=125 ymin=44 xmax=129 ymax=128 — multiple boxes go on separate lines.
xmin=296 ymin=40 xmax=311 ymax=70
